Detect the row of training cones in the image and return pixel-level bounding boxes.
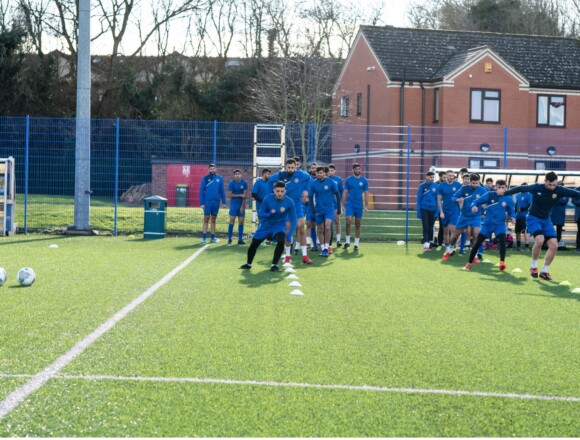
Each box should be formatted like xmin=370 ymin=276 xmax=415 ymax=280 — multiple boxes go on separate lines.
xmin=283 ymin=263 xmax=304 ymax=296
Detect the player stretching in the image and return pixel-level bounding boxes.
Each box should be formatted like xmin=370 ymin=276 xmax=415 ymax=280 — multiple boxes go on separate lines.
xmin=199 ymin=163 xmax=226 ymax=244
xmin=465 ymin=179 xmax=515 ymax=271
xmin=227 ymin=169 xmax=248 ymax=245
xmin=309 ymin=166 xmax=341 ymax=257
xmin=504 ymin=172 xmax=580 ymax=280
xmin=240 ymin=181 xmax=297 ymax=272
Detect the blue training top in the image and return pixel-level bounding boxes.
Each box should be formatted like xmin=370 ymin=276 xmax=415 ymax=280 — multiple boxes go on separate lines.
xmin=228 ymin=179 xmax=248 ymax=207
xmin=199 ymin=173 xmax=226 ymax=205
xmin=438 ymin=181 xmax=462 ymax=213
xmin=514 ymin=192 xmax=532 ymax=220
xmin=505 ymin=183 xmax=580 ymax=220
xmin=269 ymin=169 xmax=311 ymax=204
xmin=453 ymin=184 xmax=487 ymax=218
xmin=471 ymin=191 xmax=515 ymax=225
xmin=345 ymin=175 xmax=369 ymax=208
xmin=309 ymin=177 xmax=340 ymax=212
xmin=258 ymin=193 xmax=297 ymax=240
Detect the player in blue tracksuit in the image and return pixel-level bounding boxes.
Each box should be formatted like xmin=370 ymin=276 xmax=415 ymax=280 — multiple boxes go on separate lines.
xmin=342 ymin=163 xmax=369 ymax=251
xmin=550 ymin=182 xmax=569 ymax=246
xmin=465 ymin=179 xmax=515 ymax=271
xmin=305 ymin=162 xmax=319 ymax=250
xmin=199 ymin=163 xmax=226 ymax=244
xmin=328 ymin=164 xmax=344 ymax=248
xmin=227 ymin=170 xmax=248 ymax=245
xmin=437 ymin=170 xmax=462 ymax=255
xmin=251 ymin=168 xmax=272 ymax=215
xmin=269 ymin=158 xmax=313 ymax=265
xmin=514 ymin=183 xmax=532 ymax=251
xmin=416 ymin=171 xmax=438 ymax=252
xmin=309 ymin=166 xmax=341 ymax=257
xmin=240 ymin=181 xmax=297 ymax=272
xmin=505 ymin=171 xmax=580 ymax=280
xmin=443 ymin=174 xmax=487 ymax=261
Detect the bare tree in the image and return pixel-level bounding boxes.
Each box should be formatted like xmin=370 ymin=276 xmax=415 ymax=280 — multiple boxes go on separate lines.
xmin=239 ymin=0 xmax=268 ymax=58
xmin=246 ymin=56 xmax=341 ymax=161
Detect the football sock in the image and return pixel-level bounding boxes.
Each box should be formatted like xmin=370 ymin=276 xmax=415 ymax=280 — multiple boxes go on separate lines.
xmin=238 ymin=224 xmax=244 ymax=240
xmin=531 ymin=260 xmax=538 ymax=269
xmin=498 ymin=234 xmax=506 ymax=261
xmin=541 ymin=264 xmax=550 ymax=273
xmin=460 ymin=232 xmax=466 ymax=252
xmin=228 ymin=224 xmax=234 ymax=241
xmin=247 ymin=239 xmax=261 ymax=264
xmin=285 ymin=246 xmax=291 ymax=257
xmin=336 ymin=233 xmax=341 ymax=243
xmin=202 ymin=232 xmax=207 ymax=240
xmin=345 ymin=235 xmax=351 ymax=244
xmin=306 ymin=237 xmax=312 ymax=246
xmin=311 ymin=229 xmax=317 ymax=247
xmin=354 ymin=237 xmax=360 ymax=246
xmin=324 ymin=242 xmax=330 ymax=250
xmin=210 ymin=233 xmax=216 ymax=240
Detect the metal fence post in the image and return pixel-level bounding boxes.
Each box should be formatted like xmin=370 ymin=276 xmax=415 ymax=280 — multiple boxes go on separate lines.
xmin=213 ymin=120 xmax=217 ymax=164
xmin=114 ymin=117 xmax=120 ymax=236
xmin=23 ymin=115 xmax=30 ymax=234
xmin=405 ymin=124 xmax=411 ymax=244
xmin=504 ymin=127 xmax=508 ymax=169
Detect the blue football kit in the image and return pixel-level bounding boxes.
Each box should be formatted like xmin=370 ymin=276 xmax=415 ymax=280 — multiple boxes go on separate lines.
xmin=199 ymin=173 xmax=226 ymax=216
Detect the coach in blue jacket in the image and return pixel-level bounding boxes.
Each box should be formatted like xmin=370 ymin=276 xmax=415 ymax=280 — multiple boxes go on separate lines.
xmin=199 ymin=163 xmax=226 ymax=244
xmin=416 ymin=171 xmax=438 ymax=252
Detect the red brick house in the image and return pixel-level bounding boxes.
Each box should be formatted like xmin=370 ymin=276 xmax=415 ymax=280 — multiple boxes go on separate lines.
xmin=331 ymin=26 xmax=580 ymax=208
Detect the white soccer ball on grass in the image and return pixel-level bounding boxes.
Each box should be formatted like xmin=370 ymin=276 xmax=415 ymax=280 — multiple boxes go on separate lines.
xmin=17 ymin=267 xmax=36 ymax=286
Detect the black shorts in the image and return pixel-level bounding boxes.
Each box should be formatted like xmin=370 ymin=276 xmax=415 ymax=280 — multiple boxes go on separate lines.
xmin=515 ymin=218 xmax=527 ymax=234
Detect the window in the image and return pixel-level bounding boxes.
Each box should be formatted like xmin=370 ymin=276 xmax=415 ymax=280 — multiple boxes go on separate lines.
xmin=470 ymin=89 xmax=500 ymax=123
xmin=356 ymin=93 xmax=362 ymax=116
xmin=340 ymin=96 xmax=350 ymax=117
xmin=433 ymin=88 xmax=440 ymax=122
xmin=537 ymin=95 xmax=565 ymax=127
xmin=535 ymin=161 xmax=566 ymax=171
xmin=469 ymin=158 xmax=499 ymax=169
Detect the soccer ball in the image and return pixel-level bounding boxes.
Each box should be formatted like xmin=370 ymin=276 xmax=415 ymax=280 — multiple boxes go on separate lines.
xmin=17 ymin=267 xmax=36 ymax=286
xmin=0 ymin=268 xmax=6 ymax=286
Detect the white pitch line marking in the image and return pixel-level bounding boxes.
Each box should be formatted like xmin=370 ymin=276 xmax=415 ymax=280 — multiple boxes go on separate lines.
xmin=8 ymin=373 xmax=574 ymax=403
xmin=0 ymin=245 xmax=209 ymax=419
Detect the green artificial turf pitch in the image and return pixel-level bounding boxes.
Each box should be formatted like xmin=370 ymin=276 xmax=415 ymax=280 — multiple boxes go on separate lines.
xmin=0 ymin=235 xmax=578 ymax=436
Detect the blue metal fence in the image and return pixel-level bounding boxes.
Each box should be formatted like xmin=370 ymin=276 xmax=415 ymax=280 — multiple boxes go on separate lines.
xmin=1 ymin=116 xmax=579 ymax=241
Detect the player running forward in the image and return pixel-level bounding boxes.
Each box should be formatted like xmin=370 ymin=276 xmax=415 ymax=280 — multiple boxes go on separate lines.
xmin=328 ymin=164 xmax=344 ymax=248
xmin=504 ymin=172 xmax=580 ymax=280
xmin=342 ymin=163 xmax=369 ymax=251
xmin=443 ymin=174 xmax=487 ymax=261
xmin=465 ymin=179 xmax=515 ymax=272
xmin=199 ymin=163 xmax=226 ymax=244
xmin=309 ymin=166 xmax=341 ymax=257
xmin=437 ymin=170 xmax=462 ymax=255
xmin=514 ymin=182 xmax=532 ymax=251
xmin=227 ymin=169 xmax=248 ymax=245
xmin=240 ymin=181 xmax=297 ymax=272
xmin=269 ymin=158 xmax=313 ymax=265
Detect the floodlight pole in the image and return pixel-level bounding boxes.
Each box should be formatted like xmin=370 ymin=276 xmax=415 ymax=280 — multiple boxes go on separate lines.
xmin=74 ymin=0 xmax=91 ymax=230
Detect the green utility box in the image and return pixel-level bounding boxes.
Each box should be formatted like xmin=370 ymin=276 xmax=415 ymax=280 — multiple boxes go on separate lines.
xmin=176 ymin=184 xmax=188 ymax=207
xmin=144 ymin=195 xmax=167 ymax=239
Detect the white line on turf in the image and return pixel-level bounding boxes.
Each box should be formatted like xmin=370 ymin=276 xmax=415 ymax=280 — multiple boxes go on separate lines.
xmin=0 ymin=245 xmax=209 ymax=419
xmin=25 ymin=373 xmax=580 ymax=403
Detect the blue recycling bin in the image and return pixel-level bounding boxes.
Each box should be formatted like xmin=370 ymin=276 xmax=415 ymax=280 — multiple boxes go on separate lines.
xmin=144 ymin=195 xmax=167 ymax=239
